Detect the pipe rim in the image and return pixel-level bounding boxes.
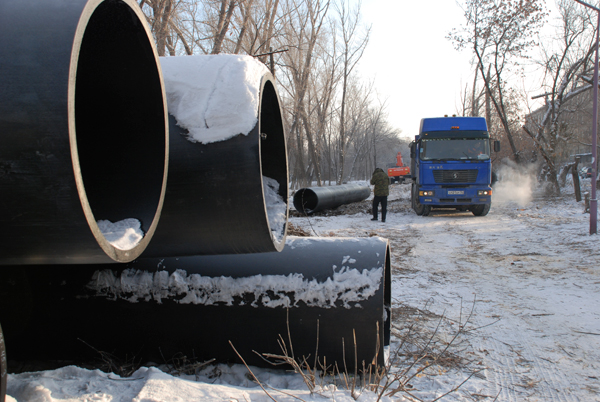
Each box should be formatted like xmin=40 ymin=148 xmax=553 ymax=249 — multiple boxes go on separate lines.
xmin=293 ymin=188 xmax=318 ymax=214
xmin=68 ymin=0 xmax=169 ymax=263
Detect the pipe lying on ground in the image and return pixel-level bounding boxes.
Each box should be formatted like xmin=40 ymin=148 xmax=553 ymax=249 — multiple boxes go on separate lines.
xmin=0 ymin=0 xmax=168 ymax=264
xmin=293 ymin=183 xmax=371 ymax=214
xmin=0 ymin=236 xmax=391 ymax=371
xmin=141 ymin=55 xmax=288 ymax=257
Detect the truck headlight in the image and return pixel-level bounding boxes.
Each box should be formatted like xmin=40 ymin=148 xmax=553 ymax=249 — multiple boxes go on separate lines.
xmin=419 ymin=190 xmax=434 ymax=196
xmin=478 ymin=190 xmax=492 ymax=196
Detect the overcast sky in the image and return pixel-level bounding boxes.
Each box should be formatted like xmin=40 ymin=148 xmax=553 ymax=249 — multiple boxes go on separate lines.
xmin=357 ymin=0 xmax=565 ymax=139
xmin=358 ymin=0 xmax=475 ymax=138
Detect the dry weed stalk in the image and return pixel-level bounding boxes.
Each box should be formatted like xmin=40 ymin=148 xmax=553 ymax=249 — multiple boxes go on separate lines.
xmin=229 ymin=340 xmax=278 ymax=402
xmin=78 ymin=338 xmax=142 ymax=378
xmin=233 ymin=298 xmax=487 ymax=402
xmin=373 ymin=296 xmax=486 ymax=401
xmin=258 ymin=310 xmax=326 ymax=394
xmin=160 ymin=352 xmax=216 ymax=379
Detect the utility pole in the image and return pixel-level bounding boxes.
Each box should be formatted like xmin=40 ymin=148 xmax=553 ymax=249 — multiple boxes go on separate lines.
xmin=574 ymin=0 xmax=598 ymax=235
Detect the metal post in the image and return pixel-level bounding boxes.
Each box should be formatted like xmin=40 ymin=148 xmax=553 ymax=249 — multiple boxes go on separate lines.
xmin=575 ymin=0 xmax=599 ymax=235
xmin=593 ymin=11 xmax=600 ymax=234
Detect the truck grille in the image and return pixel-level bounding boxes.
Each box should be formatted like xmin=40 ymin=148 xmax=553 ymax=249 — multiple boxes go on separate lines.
xmin=433 ymin=170 xmax=478 ymax=183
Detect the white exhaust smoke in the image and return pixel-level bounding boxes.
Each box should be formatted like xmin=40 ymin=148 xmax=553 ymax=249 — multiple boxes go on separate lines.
xmin=492 ymin=159 xmax=537 ymax=207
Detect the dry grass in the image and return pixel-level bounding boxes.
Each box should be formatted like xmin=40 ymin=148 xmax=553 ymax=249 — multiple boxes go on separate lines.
xmin=78 ymin=338 xmax=143 ymax=378
xmin=286 ymin=222 xmax=311 ymax=237
xmin=377 ymin=298 xmax=485 ymax=401
xmin=227 ymin=299 xmax=486 ymax=402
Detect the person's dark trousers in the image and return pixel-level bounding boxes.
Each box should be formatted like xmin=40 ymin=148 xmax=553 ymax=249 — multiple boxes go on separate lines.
xmin=372 ymin=196 xmax=388 ymax=221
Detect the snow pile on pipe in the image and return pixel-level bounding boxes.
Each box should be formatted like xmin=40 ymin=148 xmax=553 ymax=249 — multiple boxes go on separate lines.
xmin=160 ymin=55 xmax=269 ymax=144
xmin=263 ymin=176 xmax=287 ymax=242
xmin=96 ymin=219 xmax=144 ymax=250
xmin=86 ymin=265 xmax=383 ymax=309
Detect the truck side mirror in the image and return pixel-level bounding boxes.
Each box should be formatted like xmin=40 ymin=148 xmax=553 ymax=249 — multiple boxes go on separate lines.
xmin=494 ymin=140 xmax=501 ymax=153
xmin=410 ymin=142 xmax=416 ymax=159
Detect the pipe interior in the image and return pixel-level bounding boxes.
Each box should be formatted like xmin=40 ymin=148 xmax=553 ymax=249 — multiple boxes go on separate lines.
xmin=384 ymin=243 xmax=392 ymax=346
xmin=74 ymin=1 xmax=166 ymax=235
xmin=259 ymin=80 xmax=288 ymax=240
xmin=293 ymin=188 xmax=318 ymax=213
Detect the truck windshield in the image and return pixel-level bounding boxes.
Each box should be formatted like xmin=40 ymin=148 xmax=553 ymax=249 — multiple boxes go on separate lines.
xmin=420 ymin=138 xmax=490 ymax=161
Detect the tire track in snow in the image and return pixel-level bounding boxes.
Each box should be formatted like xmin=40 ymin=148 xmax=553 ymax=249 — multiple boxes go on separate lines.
xmin=290 ymin=186 xmax=600 ymax=401
xmin=451 ymin=212 xmax=598 ymax=401
xmin=475 ymin=325 xmax=586 ymax=402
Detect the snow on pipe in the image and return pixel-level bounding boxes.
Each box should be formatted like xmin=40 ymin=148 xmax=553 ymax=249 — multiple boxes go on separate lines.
xmin=0 ymin=0 xmax=168 ymax=264
xmin=293 ymin=183 xmax=371 ymax=214
xmin=0 ymin=237 xmax=391 ymax=371
xmin=141 ymin=55 xmax=289 ymax=257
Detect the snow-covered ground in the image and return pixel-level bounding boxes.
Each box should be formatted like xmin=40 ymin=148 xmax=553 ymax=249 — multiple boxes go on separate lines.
xmin=5 ymin=177 xmax=600 ymax=402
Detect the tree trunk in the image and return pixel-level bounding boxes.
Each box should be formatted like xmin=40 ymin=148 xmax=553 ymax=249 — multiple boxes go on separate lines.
xmin=212 ymin=0 xmax=237 ymax=54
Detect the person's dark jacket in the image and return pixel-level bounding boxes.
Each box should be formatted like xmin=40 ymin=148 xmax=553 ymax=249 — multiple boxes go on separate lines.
xmin=370 ymin=168 xmax=390 ymax=196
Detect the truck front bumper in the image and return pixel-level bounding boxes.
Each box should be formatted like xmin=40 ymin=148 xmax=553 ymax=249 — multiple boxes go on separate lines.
xmin=419 ymin=187 xmax=491 ymax=206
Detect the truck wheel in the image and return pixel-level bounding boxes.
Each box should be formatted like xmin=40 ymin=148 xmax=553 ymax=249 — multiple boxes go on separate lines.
xmin=472 ymin=204 xmax=491 ymax=216
xmin=412 ymin=185 xmax=431 ymax=216
xmin=1 ymin=322 xmax=6 ymax=402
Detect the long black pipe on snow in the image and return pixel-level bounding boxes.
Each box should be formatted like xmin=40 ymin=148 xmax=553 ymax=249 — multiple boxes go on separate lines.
xmin=0 ymin=0 xmax=169 ymax=264
xmin=0 ymin=237 xmax=391 ymax=371
xmin=141 ymin=55 xmax=289 ymax=257
xmin=293 ymin=183 xmax=371 ymax=214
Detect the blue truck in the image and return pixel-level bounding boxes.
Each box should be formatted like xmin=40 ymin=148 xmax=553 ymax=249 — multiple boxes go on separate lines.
xmin=410 ymin=116 xmax=500 ymax=216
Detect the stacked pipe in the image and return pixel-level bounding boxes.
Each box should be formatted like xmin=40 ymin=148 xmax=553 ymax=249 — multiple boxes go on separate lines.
xmin=0 ymin=237 xmax=390 ymax=371
xmin=142 ymin=55 xmax=289 ymax=257
xmin=0 ymin=0 xmax=392 ymax=384
xmin=0 ymin=0 xmax=169 ymax=265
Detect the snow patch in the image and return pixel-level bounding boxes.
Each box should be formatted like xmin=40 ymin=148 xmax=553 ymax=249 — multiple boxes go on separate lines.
xmin=97 ymin=218 xmax=143 ymax=250
xmin=160 ymin=54 xmax=269 ymax=144
xmin=86 ymin=266 xmax=383 ymax=309
xmin=263 ymin=176 xmax=287 ymax=242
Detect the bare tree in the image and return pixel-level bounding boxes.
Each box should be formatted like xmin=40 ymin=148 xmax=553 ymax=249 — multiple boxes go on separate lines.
xmin=278 ymin=0 xmax=331 ymax=187
xmin=233 ymin=0 xmax=256 ymax=53
xmin=523 ymin=0 xmax=596 ymax=194
xmin=334 ymin=0 xmax=370 ymax=184
xmin=211 ymin=0 xmax=237 ymax=53
xmin=141 ymin=0 xmax=181 ymax=56
xmin=450 ymin=0 xmax=547 ymax=162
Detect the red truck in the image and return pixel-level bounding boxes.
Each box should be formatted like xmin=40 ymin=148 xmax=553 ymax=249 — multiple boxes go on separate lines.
xmin=387 ymin=152 xmax=411 ymax=184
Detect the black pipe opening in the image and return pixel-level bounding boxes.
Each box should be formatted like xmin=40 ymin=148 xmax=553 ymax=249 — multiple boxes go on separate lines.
xmin=0 ymin=0 xmax=168 ymax=264
xmin=384 ymin=240 xmax=392 ymax=346
xmin=74 ymin=2 xmax=167 ymax=253
xmin=259 ymin=77 xmax=289 ymax=246
xmin=293 ymin=188 xmax=319 ymax=213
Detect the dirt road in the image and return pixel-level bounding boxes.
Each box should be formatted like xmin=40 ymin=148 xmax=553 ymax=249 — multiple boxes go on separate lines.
xmin=290 ymin=184 xmax=600 ymax=401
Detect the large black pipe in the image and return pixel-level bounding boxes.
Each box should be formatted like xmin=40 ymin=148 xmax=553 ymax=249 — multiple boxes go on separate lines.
xmin=0 ymin=0 xmax=169 ymax=264
xmin=142 ymin=55 xmax=288 ymax=257
xmin=293 ymin=183 xmax=371 ymax=214
xmin=0 ymin=237 xmax=390 ymax=371
xmin=0 ymin=323 xmax=5 ymax=402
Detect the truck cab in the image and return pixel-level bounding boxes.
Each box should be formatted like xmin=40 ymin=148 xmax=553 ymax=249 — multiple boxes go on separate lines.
xmin=410 ymin=116 xmax=499 ymax=216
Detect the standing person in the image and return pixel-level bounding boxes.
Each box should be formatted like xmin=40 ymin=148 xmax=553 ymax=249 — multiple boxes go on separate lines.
xmin=370 ymin=168 xmax=389 ymax=222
